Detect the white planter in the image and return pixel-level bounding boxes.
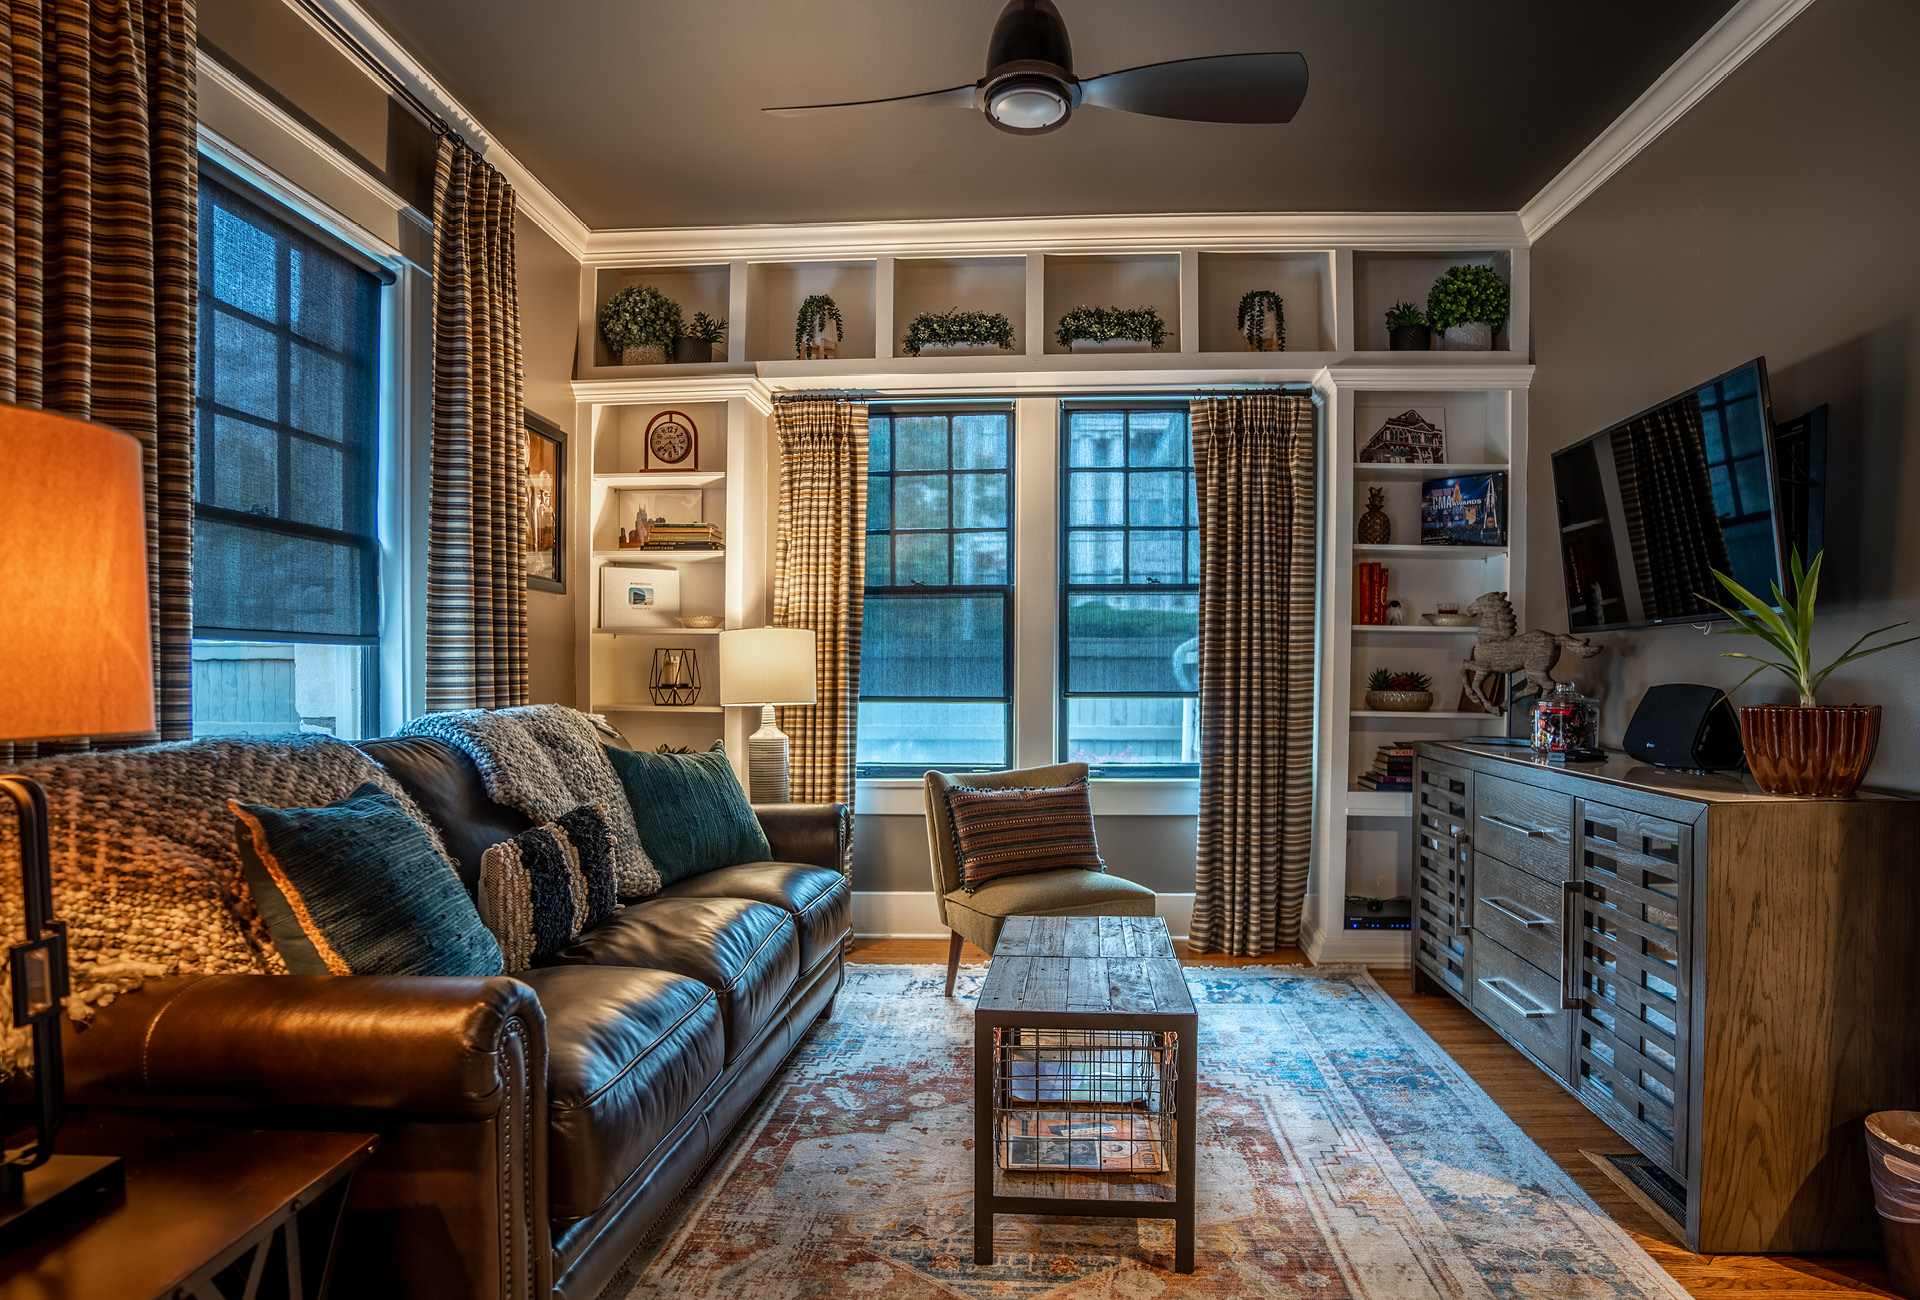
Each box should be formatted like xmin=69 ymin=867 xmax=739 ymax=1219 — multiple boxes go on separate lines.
xmin=799 ymin=327 xmax=840 ymax=360
xmin=620 ymin=344 xmax=668 ymax=366
xmin=1441 ymin=322 xmax=1493 ymax=351
xmin=1068 ymin=338 xmax=1164 ymax=353
xmin=908 ymin=341 xmax=1013 ymax=358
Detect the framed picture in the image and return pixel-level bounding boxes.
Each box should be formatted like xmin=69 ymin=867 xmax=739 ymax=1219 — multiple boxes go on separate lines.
xmin=523 ymin=412 xmax=566 ymax=593
xmin=1359 ymin=408 xmax=1446 ymax=464
xmin=599 ymin=564 xmax=681 ymax=629
xmin=1420 ymin=471 xmax=1508 ymax=546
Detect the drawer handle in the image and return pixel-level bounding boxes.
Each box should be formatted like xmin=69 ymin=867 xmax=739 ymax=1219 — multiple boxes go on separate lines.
xmin=1478 ymin=977 xmax=1553 ymax=1019
xmin=1560 ymin=880 xmax=1582 ymax=1010
xmin=1481 ymin=896 xmax=1551 ymax=928
xmin=1482 ymin=812 xmax=1569 ymax=845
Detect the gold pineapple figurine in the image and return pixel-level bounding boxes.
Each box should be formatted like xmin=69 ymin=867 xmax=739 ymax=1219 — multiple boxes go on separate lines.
xmin=1358 ymin=486 xmax=1392 ymax=544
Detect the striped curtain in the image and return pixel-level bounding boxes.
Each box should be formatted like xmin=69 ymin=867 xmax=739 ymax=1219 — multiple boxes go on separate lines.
xmin=1188 ymin=393 xmax=1318 ymax=955
xmin=0 ymin=0 xmax=198 ymax=761
xmin=771 ymin=398 xmax=868 ymax=813
xmin=1624 ymin=394 xmax=1728 ymax=621
xmin=426 ymin=135 xmax=529 ymax=711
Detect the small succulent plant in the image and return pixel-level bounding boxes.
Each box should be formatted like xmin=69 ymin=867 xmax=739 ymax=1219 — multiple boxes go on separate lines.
xmin=1367 ymin=668 xmax=1432 ymax=692
xmin=686 ymin=312 xmax=727 ymax=343
xmin=1384 ymin=300 xmax=1427 ymax=330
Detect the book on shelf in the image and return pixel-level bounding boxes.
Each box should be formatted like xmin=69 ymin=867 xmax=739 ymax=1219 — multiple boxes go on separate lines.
xmin=1351 ymin=562 xmax=1391 ymax=625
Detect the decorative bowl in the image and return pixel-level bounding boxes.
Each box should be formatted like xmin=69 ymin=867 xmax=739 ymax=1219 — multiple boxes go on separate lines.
xmin=1365 ymin=690 xmax=1433 ymax=712
xmin=675 ymin=615 xmax=724 ymax=629
xmin=1423 ymin=612 xmax=1474 ymax=627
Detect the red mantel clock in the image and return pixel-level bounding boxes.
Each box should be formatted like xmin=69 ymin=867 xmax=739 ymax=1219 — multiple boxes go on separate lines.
xmin=643 ymin=410 xmax=698 ymax=471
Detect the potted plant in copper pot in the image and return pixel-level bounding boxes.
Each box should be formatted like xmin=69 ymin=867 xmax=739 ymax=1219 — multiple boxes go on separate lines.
xmin=1701 ymin=549 xmax=1917 ymax=797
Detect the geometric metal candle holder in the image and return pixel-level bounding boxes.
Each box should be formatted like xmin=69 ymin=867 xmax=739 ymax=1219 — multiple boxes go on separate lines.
xmin=648 ymin=647 xmax=701 ymax=706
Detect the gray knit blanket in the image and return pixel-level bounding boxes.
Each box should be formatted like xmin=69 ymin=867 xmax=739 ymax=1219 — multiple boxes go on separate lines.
xmin=0 ymin=734 xmax=452 ymax=1077
xmin=397 ymin=705 xmax=659 ymax=900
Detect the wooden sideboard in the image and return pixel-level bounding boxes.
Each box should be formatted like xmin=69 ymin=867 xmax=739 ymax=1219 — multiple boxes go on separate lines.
xmin=1412 ymin=739 xmax=1920 ymax=1254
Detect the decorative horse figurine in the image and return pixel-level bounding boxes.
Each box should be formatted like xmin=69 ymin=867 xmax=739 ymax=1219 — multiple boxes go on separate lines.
xmin=1459 ymin=591 xmax=1601 ymax=714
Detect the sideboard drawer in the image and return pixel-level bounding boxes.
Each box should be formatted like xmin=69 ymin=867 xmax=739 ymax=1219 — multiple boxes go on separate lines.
xmin=1472 ymin=851 xmax=1571 ymax=985
xmin=1413 ymin=757 xmax=1473 ymax=995
xmin=1471 ymin=933 xmax=1572 ymax=1082
xmin=1473 ymin=772 xmax=1574 ymax=882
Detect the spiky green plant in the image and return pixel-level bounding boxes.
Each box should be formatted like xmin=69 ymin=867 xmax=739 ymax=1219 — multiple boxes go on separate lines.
xmin=1384 ymin=300 xmax=1427 ymax=330
xmin=1367 ymin=668 xmax=1432 ymax=692
xmin=1697 ymin=549 xmax=1918 ymax=705
xmin=686 ymin=312 xmax=727 ymax=343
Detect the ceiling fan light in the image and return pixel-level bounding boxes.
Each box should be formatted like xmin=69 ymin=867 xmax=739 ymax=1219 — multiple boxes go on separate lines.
xmin=985 ymin=78 xmax=1070 ymax=132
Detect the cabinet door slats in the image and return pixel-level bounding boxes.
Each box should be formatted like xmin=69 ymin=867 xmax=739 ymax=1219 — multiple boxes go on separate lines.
xmin=1413 ymin=758 xmax=1472 ymax=995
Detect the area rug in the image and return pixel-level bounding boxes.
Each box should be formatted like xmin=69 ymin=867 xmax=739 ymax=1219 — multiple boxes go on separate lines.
xmin=599 ymin=964 xmax=1689 ymax=1300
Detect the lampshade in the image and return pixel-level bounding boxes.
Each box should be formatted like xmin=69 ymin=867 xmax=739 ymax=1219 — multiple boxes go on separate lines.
xmin=0 ymin=405 xmax=154 ymax=742
xmin=717 ymin=628 xmax=817 ymax=706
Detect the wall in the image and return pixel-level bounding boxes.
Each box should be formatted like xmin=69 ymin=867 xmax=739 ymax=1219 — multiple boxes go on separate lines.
xmin=1528 ymin=0 xmax=1920 ymax=791
xmin=518 ymin=218 xmax=583 ymax=705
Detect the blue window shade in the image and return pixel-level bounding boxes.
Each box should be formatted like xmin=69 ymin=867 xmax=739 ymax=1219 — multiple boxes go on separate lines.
xmin=193 ymin=173 xmax=382 ymax=644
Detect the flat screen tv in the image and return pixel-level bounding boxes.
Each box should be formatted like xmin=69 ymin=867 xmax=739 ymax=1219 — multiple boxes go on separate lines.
xmin=1552 ymin=357 xmax=1787 ymax=632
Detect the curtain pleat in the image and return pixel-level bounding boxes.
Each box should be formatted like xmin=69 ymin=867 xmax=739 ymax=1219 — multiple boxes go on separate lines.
xmin=426 ymin=135 xmax=529 ymax=711
xmin=1188 ymin=393 xmax=1318 ymax=955
xmin=1626 ymin=394 xmax=1728 ymax=620
xmin=771 ymin=398 xmax=867 ymax=816
xmin=0 ymin=0 xmax=197 ymax=760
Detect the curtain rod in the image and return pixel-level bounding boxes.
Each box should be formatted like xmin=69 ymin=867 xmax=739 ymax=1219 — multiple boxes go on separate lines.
xmin=771 ymin=383 xmax=1311 ymax=406
xmin=290 ymin=0 xmax=455 ymax=139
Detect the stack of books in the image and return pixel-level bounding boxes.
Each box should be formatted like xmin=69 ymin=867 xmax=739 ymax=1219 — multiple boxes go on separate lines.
xmin=1355 ymin=741 xmax=1414 ymax=792
xmin=1353 ymin=562 xmax=1390 ymax=624
xmin=636 ymin=521 xmax=724 ymax=551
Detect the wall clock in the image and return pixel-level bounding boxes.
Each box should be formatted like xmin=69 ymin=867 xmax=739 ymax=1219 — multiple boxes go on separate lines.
xmin=643 ymin=410 xmax=698 ymax=471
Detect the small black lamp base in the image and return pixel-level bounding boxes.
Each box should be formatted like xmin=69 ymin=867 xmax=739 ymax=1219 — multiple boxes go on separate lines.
xmin=0 ymin=1155 xmax=124 ymax=1254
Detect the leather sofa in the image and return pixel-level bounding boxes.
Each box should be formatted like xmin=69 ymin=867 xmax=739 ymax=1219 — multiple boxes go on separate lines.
xmin=61 ymin=734 xmax=852 ymax=1300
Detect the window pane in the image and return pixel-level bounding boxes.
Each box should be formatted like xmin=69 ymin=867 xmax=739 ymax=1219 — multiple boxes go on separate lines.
xmin=211 ymin=415 xmax=278 ymax=515
xmin=954 ymin=532 xmax=1008 ymax=585
xmin=1065 ymin=696 xmax=1199 ymax=768
xmin=194 ymin=512 xmax=376 ymax=639
xmin=868 ymin=415 xmax=891 ymax=473
xmin=213 ymin=311 xmax=279 ymax=419
xmin=210 ymin=207 xmax=276 ymax=318
xmin=1065 ymin=592 xmax=1199 ymax=695
xmin=894 ymin=533 xmax=949 ymax=585
xmin=1070 ymin=471 xmax=1125 ymax=526
xmin=894 ymin=415 xmax=948 ymax=471
xmin=1129 ymin=471 xmax=1187 ymax=526
xmin=1732 ymin=455 xmax=1770 ymax=517
xmin=1067 ymin=412 xmax=1125 ymax=467
xmin=1129 ymin=410 xmax=1188 ymax=467
xmin=867 ymin=475 xmax=891 ymax=531
xmin=862 ymin=594 xmax=1005 ymax=697
xmin=289 ymin=438 xmax=347 ymax=531
xmin=952 ymin=413 xmax=1008 ymax=469
xmin=1068 ymin=530 xmax=1125 ymax=584
xmin=290 ymin=342 xmax=346 ymax=439
xmin=953 ymin=472 xmax=1006 ymax=528
xmin=865 ymin=535 xmax=891 ymax=586
xmin=894 ymin=475 xmax=949 ymax=529
xmin=1128 ymin=531 xmax=1186 ymax=584
xmin=857 ymin=701 xmax=1008 ymax=769
xmin=290 ymin=247 xmax=353 ymax=351
xmin=191 ymin=639 xmax=372 ymax=741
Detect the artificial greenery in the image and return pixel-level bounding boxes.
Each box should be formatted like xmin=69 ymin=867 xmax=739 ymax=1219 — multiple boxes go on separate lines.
xmin=686 ymin=312 xmax=727 ymax=343
xmin=599 ymin=285 xmax=683 ymax=357
xmin=794 ymin=294 xmax=844 ymax=358
xmin=1366 ymin=668 xmax=1433 ymax=692
xmin=1698 ymin=549 xmax=1918 ymax=706
xmin=1384 ymin=300 xmax=1427 ymax=330
xmin=901 ymin=308 xmax=1016 ymax=357
xmin=1235 ymin=289 xmax=1285 ymax=351
xmin=1424 ymin=265 xmax=1510 ymax=331
xmin=1054 ymin=304 xmax=1168 ymax=350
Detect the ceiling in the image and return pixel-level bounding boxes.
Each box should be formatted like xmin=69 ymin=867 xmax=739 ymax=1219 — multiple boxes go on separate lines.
xmin=352 ymin=0 xmax=1737 ymax=231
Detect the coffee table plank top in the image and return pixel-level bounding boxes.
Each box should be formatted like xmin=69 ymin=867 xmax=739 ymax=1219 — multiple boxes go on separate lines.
xmin=978 ymin=916 xmax=1193 ymax=1017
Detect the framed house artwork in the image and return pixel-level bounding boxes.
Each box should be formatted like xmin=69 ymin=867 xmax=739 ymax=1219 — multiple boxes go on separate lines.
xmin=524 ymin=412 xmax=566 ymax=593
xmin=1360 ymin=408 xmax=1446 ymax=464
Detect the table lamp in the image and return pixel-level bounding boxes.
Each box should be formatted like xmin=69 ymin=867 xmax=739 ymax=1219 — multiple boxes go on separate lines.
xmin=717 ymin=628 xmax=817 ymax=802
xmin=0 ymin=405 xmax=153 ymax=1244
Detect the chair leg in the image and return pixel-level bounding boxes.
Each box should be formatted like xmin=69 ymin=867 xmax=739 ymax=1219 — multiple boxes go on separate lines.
xmin=944 ymin=930 xmax=964 ymax=997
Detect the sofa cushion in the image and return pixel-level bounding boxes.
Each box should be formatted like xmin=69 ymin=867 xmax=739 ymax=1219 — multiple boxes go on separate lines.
xmin=602 ymin=745 xmax=772 ymax=886
xmin=656 ymin=862 xmax=849 ymax=974
xmin=944 ymin=867 xmax=1157 ymax=924
xmin=360 ymin=735 xmax=531 ymax=895
xmin=543 ymin=898 xmax=797 ymax=1064
xmin=513 ymin=965 xmax=724 ymax=1222
xmin=479 ymin=804 xmax=620 ymax=972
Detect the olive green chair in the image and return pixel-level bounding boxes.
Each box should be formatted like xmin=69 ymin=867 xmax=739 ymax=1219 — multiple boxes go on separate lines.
xmin=924 ymin=762 xmax=1157 ymax=996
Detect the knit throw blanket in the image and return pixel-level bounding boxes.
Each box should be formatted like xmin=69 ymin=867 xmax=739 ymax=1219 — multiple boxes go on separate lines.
xmin=397 ymin=705 xmax=660 ymax=900
xmin=0 ymin=734 xmax=451 ymax=1077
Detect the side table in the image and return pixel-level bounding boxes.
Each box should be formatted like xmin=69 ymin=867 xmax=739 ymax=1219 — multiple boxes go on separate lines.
xmin=0 ymin=1127 xmax=376 ymax=1300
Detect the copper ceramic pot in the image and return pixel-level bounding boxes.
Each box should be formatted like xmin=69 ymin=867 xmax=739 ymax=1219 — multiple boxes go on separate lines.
xmin=1739 ymin=704 xmax=1881 ymax=798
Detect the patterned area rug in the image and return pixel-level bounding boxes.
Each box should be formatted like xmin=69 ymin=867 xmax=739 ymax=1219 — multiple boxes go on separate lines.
xmin=600 ymin=964 xmax=1687 ymax=1300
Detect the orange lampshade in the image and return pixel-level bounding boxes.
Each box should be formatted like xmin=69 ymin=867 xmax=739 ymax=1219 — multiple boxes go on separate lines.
xmin=0 ymin=405 xmax=155 ymax=742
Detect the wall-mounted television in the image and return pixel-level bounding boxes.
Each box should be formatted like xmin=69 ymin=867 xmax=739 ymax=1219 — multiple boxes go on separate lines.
xmin=1552 ymin=357 xmax=1792 ymax=632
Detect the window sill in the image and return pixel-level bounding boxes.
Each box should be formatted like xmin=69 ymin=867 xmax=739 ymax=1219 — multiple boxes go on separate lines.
xmin=856 ymin=777 xmax=1198 ymax=817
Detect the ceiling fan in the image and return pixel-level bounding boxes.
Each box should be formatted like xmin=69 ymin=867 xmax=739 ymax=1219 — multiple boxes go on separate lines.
xmin=763 ymin=0 xmax=1308 ymax=136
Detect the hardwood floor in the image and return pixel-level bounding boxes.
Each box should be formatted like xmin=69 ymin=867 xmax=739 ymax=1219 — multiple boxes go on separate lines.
xmin=848 ymin=937 xmax=1897 ymax=1297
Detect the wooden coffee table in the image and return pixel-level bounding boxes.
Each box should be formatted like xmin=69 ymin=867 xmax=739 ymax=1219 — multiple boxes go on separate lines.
xmin=974 ymin=914 xmax=1198 ymax=1273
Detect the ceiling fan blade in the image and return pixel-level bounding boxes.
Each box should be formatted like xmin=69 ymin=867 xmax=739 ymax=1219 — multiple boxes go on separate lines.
xmin=764 ymin=84 xmax=976 ymax=117
xmin=1079 ymin=52 xmax=1308 ymax=123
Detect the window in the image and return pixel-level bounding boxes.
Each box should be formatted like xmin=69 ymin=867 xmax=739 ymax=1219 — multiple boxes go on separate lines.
xmin=857 ymin=406 xmax=1014 ymax=774
xmin=190 ymin=172 xmax=384 ymax=740
xmin=1059 ymin=404 xmax=1200 ymax=775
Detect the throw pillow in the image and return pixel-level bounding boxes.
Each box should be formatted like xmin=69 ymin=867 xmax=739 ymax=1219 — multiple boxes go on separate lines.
xmin=478 ymin=803 xmax=621 ymax=972
xmin=603 ymin=744 xmax=772 ymax=887
xmin=231 ymin=784 xmax=502 ymax=977
xmin=943 ymin=778 xmax=1104 ymax=892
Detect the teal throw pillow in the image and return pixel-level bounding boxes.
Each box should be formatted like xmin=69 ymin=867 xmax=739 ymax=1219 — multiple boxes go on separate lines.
xmin=232 ymin=783 xmax=503 ymax=977
xmin=603 ymin=745 xmax=773 ymax=886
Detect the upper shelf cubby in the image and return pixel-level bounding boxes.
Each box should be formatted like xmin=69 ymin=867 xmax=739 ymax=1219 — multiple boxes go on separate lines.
xmin=891 ymin=256 xmax=1028 ymax=358
xmin=1042 ymin=253 xmax=1180 ymax=355
xmin=1352 ymin=251 xmax=1514 ymax=352
xmin=1195 ymin=252 xmax=1335 ymax=353
xmin=746 ymin=260 xmax=877 ymax=362
xmin=589 ymin=264 xmax=731 ymax=370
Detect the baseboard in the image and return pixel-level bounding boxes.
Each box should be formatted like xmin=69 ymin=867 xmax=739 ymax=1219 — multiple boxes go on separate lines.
xmin=853 ymin=891 xmax=1193 ymax=942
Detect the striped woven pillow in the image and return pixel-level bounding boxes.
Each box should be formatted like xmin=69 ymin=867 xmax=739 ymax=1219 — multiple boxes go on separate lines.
xmin=944 ymin=778 xmax=1104 ymax=892
xmin=478 ymin=803 xmax=619 ymax=971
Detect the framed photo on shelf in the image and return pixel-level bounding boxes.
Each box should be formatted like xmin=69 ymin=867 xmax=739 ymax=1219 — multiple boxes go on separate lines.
xmin=523 ymin=411 xmax=566 ymax=593
xmin=599 ymin=565 xmax=681 ymax=629
xmin=1359 ymin=408 xmax=1446 ymax=464
xmin=1419 ymin=471 xmax=1507 ymax=546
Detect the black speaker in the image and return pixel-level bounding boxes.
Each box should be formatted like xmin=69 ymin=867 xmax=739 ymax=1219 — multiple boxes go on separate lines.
xmin=1623 ymin=684 xmax=1745 ymax=771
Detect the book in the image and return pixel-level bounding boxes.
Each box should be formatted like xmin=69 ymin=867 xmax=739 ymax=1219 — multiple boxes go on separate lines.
xmin=999 ymin=1111 xmax=1168 ymax=1174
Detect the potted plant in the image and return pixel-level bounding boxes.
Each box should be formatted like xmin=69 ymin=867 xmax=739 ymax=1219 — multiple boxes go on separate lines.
xmin=1055 ymin=305 xmax=1168 ymax=352
xmin=1365 ymin=668 xmax=1433 ymax=712
xmin=1425 ymin=265 xmax=1509 ymax=351
xmin=1235 ymin=289 xmax=1285 ymax=352
xmin=599 ymin=285 xmax=683 ymax=366
xmin=676 ymin=312 xmax=726 ymax=365
xmin=1385 ymin=301 xmax=1430 ymax=352
xmin=1700 ymin=549 xmax=1917 ymax=797
xmin=795 ymin=294 xmax=843 ymax=360
xmin=902 ymin=308 xmax=1016 ymax=357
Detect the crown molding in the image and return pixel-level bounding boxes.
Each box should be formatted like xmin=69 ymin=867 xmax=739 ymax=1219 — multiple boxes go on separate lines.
xmin=297 ymin=0 xmax=591 ymax=259
xmin=1322 ymin=363 xmax=1534 ymax=391
xmin=1520 ymin=0 xmax=1816 ymax=241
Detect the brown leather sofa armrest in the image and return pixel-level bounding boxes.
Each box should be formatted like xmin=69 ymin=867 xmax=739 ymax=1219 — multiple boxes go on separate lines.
xmin=65 ymin=973 xmax=546 ymax=1123
xmin=753 ymin=802 xmax=850 ymax=877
